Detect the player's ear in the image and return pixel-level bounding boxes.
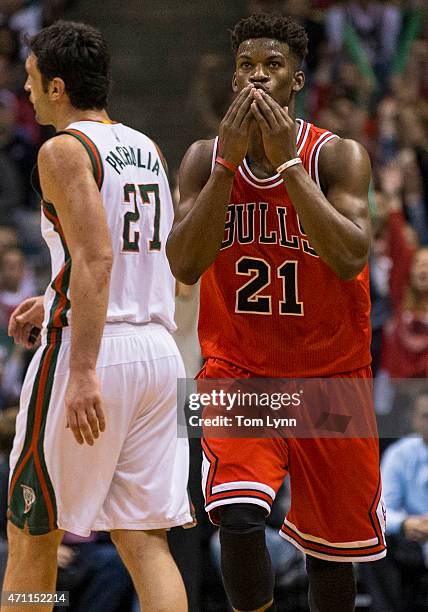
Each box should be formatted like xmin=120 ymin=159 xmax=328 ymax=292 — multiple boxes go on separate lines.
xmin=49 ymin=76 xmax=66 ymax=100
xmin=292 ymin=70 xmax=305 ymax=93
xmin=232 ymin=73 xmax=238 ymax=93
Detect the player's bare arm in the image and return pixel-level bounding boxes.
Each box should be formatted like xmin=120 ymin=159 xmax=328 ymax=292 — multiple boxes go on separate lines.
xmin=252 ymin=89 xmax=371 ymax=280
xmin=166 ymin=85 xmax=255 ymax=284
xmin=38 ymin=134 xmax=113 ymax=445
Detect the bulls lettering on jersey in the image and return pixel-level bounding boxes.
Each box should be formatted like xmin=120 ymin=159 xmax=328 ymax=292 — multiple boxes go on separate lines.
xmin=199 ymin=120 xmax=371 ymax=377
xmin=38 ymin=120 xmax=176 ymax=333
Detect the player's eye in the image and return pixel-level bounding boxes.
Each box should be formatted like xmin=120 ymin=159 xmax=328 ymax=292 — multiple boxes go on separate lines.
xmin=240 ymin=62 xmax=252 ymax=69
xmin=269 ymin=61 xmax=280 ymax=68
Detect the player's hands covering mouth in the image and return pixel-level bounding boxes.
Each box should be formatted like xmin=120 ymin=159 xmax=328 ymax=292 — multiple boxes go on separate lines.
xmin=218 ymin=84 xmax=255 ymax=167
xmin=250 ymin=88 xmax=298 ymax=168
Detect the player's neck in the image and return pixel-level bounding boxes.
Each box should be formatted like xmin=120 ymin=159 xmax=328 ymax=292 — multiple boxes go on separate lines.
xmin=54 ymin=107 xmax=111 ymax=131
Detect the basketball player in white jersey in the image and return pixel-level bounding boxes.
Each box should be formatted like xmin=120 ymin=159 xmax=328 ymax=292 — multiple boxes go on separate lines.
xmin=2 ymin=21 xmax=192 ymax=611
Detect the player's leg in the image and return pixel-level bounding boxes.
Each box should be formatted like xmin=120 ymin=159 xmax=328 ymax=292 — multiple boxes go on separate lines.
xmin=110 ymin=528 xmax=187 ymax=611
xmin=281 ymin=437 xmax=384 ymax=611
xmin=280 ymin=369 xmax=385 ymax=611
xmin=2 ymin=522 xmax=63 ymax=612
xmin=203 ymin=436 xmax=285 ymax=612
xmin=219 ymin=504 xmax=276 ymax=612
xmin=306 ymin=555 xmax=356 ymax=612
xmin=200 ymin=359 xmax=288 ymax=611
xmin=4 ymin=341 xmax=66 ymax=610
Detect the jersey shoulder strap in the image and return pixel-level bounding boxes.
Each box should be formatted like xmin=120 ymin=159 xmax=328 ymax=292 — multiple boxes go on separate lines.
xmin=55 ymin=128 xmax=104 ymax=189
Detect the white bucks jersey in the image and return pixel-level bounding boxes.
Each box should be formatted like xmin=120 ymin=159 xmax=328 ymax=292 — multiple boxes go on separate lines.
xmin=40 ymin=120 xmax=176 ymax=332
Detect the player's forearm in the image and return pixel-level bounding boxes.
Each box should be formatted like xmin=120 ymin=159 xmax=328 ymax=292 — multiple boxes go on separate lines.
xmin=68 ymin=255 xmax=112 ymax=373
xmin=282 ymin=166 xmax=370 ymax=280
xmin=167 ymin=165 xmax=235 ymax=284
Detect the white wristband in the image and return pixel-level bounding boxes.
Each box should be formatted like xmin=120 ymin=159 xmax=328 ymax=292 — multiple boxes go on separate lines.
xmin=276 ymin=157 xmax=302 ymax=174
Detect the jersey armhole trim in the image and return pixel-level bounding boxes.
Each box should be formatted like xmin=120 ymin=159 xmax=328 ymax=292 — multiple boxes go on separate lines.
xmin=210 ymin=137 xmax=219 ymax=174
xmin=310 ymin=132 xmax=340 ymax=189
xmin=56 ymin=129 xmax=104 ymax=190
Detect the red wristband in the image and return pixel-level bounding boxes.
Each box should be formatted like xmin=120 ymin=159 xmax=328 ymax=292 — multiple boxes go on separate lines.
xmin=215 ymin=156 xmax=238 ymax=174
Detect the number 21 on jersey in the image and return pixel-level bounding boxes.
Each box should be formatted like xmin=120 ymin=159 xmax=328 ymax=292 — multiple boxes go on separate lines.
xmin=235 ymin=256 xmax=304 ymax=316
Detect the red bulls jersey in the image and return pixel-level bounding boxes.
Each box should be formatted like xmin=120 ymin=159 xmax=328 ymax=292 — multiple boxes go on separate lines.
xmin=198 ymin=120 xmax=371 ymax=377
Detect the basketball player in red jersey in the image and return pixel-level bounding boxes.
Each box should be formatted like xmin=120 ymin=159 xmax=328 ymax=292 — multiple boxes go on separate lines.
xmin=167 ymin=13 xmax=385 ymax=612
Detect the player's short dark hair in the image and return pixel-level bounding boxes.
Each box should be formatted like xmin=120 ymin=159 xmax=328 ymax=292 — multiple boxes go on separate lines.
xmin=231 ymin=13 xmax=308 ymax=66
xmin=28 ymin=20 xmax=110 ymax=110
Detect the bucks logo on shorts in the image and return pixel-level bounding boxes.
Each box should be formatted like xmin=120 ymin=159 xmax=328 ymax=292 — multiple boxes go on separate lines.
xmin=21 ymin=485 xmax=36 ymax=514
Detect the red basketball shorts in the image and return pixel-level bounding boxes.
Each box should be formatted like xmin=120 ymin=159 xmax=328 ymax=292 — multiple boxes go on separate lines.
xmin=199 ymin=357 xmax=386 ymax=562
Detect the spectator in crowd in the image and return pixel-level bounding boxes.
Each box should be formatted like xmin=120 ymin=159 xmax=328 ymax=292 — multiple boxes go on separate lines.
xmin=0 ymin=246 xmax=36 ymax=329
xmin=325 ymin=0 xmax=402 ymax=88
xmin=0 ymin=90 xmax=38 ymax=210
xmin=0 ymin=226 xmax=18 ymax=258
xmin=0 ymin=1 xmax=44 ymax=59
xmin=0 ymin=115 xmax=23 ymax=223
xmin=370 ymin=161 xmax=428 ymax=430
xmin=189 ymin=52 xmax=234 ymax=139
xmin=360 ymin=390 xmax=428 ymax=611
xmin=0 ymin=23 xmax=20 ymax=61
xmin=280 ymin=0 xmax=326 ymax=74
xmin=0 ymin=51 xmax=42 ymax=146
xmin=378 ymin=170 xmax=428 ymax=381
xmin=0 ymin=247 xmax=37 ymax=408
xmin=370 ymin=190 xmax=392 ymax=376
xmin=0 ymin=24 xmax=23 ymax=91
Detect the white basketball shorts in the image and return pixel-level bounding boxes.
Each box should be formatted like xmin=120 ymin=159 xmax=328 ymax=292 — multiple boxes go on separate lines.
xmin=8 ymin=322 xmax=193 ymax=536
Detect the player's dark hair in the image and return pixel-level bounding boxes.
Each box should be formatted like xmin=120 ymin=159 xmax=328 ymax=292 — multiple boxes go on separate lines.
xmin=28 ymin=20 xmax=110 ymax=110
xmin=231 ymin=13 xmax=308 ymax=66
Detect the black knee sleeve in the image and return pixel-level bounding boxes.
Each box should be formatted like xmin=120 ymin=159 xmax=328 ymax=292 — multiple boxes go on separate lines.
xmin=306 ymin=555 xmax=356 ymax=612
xmin=219 ymin=504 xmax=274 ymax=611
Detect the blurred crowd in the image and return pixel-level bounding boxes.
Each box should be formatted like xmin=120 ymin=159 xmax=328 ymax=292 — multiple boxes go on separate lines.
xmin=0 ymin=0 xmax=427 ymax=610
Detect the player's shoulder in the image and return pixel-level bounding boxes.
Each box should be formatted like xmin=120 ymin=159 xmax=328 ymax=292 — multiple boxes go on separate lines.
xmin=180 ymin=138 xmax=216 ymax=183
xmin=185 ymin=138 xmax=216 ymax=163
xmin=318 ymin=136 xmax=371 ymax=184
xmin=321 ymin=136 xmax=368 ymax=159
xmin=38 ymin=133 xmax=90 ymax=171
